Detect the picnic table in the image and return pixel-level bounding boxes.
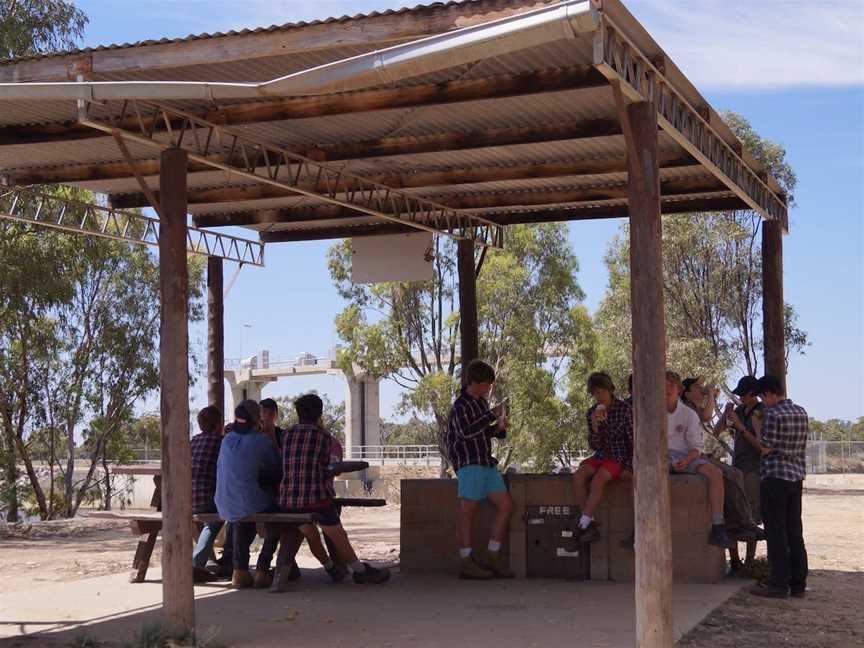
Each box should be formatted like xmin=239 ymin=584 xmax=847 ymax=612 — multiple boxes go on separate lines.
xmin=103 ymin=461 xmax=385 ymax=587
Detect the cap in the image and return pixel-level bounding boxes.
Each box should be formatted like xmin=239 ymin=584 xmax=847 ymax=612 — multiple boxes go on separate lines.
xmin=732 ymin=376 xmax=760 ymax=397
xmin=234 ymin=399 xmax=261 ymax=424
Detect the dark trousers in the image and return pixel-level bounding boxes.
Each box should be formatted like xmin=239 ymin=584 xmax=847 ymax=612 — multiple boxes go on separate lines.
xmin=233 ymin=521 xmax=279 ymax=571
xmin=761 ymin=477 xmax=808 ymax=591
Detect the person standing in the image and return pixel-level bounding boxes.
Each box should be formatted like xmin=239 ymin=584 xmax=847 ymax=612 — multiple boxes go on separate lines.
xmin=750 ymin=375 xmax=809 ymax=599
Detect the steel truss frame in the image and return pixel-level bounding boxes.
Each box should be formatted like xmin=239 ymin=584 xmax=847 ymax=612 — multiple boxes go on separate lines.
xmin=593 ymin=16 xmax=788 ymax=228
xmin=0 ymin=188 xmax=265 ymax=266
xmin=78 ymin=100 xmax=504 ymax=248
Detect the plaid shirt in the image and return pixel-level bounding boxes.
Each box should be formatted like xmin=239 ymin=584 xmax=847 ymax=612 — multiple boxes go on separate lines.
xmin=279 ymin=423 xmax=336 ymax=509
xmin=446 ymin=388 xmax=502 ymax=472
xmin=760 ymin=399 xmax=808 ymax=482
xmin=191 ymin=431 xmax=222 ymax=512
xmin=586 ymin=398 xmax=634 ymax=472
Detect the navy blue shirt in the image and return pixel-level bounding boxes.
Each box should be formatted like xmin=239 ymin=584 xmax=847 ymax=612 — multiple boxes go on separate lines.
xmin=215 ymin=423 xmax=280 ymax=521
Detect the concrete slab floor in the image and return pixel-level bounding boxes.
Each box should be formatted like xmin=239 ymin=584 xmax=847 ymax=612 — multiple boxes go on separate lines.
xmin=0 ymin=565 xmax=743 ymax=648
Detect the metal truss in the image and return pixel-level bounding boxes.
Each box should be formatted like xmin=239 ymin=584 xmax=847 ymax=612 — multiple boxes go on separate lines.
xmin=77 ymin=100 xmax=503 ymax=248
xmin=0 ymin=188 xmax=265 ymax=266
xmin=593 ymin=17 xmax=788 ymax=228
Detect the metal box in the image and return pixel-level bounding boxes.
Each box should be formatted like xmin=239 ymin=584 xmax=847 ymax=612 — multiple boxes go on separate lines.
xmin=524 ymin=505 xmax=589 ymax=580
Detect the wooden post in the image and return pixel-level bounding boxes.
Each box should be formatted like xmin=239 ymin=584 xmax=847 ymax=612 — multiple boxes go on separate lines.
xmin=207 ymin=256 xmax=225 ymax=418
xmin=626 ymin=101 xmax=673 ymax=648
xmin=762 ymin=219 xmax=785 ymax=389
xmin=159 ymin=148 xmax=194 ymax=631
xmin=457 ymin=238 xmax=479 ymax=379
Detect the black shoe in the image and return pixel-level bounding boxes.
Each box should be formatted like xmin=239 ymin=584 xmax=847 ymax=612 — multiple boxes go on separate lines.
xmin=728 ymin=559 xmax=744 ymax=577
xmin=749 ymin=526 xmax=767 ymax=542
xmin=326 ymin=563 xmax=348 ymax=583
xmin=791 ymin=586 xmax=806 ymax=599
xmin=750 ymin=584 xmax=789 ymax=599
xmin=193 ymin=566 xmax=218 ymax=583
xmin=352 ymin=563 xmax=391 ymax=585
xmin=708 ymin=524 xmax=732 ymax=548
xmin=578 ymin=521 xmax=601 ymax=545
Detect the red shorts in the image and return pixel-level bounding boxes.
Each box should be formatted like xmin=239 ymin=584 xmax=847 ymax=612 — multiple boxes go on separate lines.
xmin=581 ymin=457 xmax=624 ymax=480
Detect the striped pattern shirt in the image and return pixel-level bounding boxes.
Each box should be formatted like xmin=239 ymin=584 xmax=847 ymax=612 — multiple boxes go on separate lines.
xmin=445 ymin=389 xmax=502 ymax=472
xmin=760 ymin=399 xmax=809 ymax=482
xmin=279 ymin=423 xmax=336 ymax=509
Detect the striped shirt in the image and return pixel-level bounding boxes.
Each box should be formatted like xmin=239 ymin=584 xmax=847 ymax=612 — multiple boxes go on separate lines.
xmin=760 ymin=399 xmax=808 ymax=482
xmin=279 ymin=423 xmax=336 ymax=509
xmin=445 ymin=388 xmax=502 ymax=472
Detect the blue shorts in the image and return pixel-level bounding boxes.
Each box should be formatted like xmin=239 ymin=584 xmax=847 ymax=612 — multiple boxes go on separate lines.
xmin=456 ymin=465 xmax=506 ymax=500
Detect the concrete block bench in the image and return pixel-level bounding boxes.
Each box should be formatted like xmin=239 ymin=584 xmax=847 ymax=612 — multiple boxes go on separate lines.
xmin=400 ymin=474 xmax=725 ymax=583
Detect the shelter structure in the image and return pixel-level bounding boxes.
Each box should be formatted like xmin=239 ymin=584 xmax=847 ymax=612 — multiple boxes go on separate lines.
xmin=0 ymin=1 xmax=789 ymax=645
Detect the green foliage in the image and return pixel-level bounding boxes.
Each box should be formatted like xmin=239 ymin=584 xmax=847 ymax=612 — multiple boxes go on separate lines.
xmin=0 ymin=0 xmax=87 ymax=59
xmin=593 ymin=111 xmax=808 ymax=392
xmin=380 ymin=416 xmax=438 ymax=446
xmin=329 ymin=224 xmax=593 ymax=470
xmin=271 ymin=392 xmax=345 ymax=442
xmin=809 ymin=418 xmax=864 ymax=442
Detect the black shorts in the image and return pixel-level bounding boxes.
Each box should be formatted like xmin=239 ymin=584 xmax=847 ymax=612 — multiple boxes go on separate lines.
xmin=281 ymin=503 xmax=341 ymax=527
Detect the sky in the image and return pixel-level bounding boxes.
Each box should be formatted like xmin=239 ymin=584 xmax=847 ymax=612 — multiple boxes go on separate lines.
xmin=72 ymin=0 xmax=864 ymax=422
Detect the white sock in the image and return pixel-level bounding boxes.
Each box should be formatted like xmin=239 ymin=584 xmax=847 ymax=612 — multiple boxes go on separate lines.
xmin=350 ymin=560 xmax=366 ymax=573
xmin=459 ymin=548 xmax=472 ymax=559
xmin=487 ymin=540 xmax=501 ymax=553
xmin=579 ymin=514 xmax=593 ymax=530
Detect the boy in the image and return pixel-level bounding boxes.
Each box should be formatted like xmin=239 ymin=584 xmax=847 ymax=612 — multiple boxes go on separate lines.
xmin=570 ymin=372 xmax=633 ymax=544
xmin=445 ymin=359 xmax=513 ymax=580
xmin=215 ymin=400 xmax=281 ymax=589
xmin=665 ymin=371 xmax=730 ymax=548
xmin=190 ymin=405 xmax=231 ymax=582
xmin=279 ymin=393 xmax=390 ymax=585
xmin=750 ymin=375 xmax=809 ymax=599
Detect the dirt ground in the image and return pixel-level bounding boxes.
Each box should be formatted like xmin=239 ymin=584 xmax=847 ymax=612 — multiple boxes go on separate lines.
xmin=0 ymin=475 xmax=861 ymax=646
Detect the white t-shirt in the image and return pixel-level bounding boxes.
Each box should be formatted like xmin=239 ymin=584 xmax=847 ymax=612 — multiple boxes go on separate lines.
xmin=667 ymin=401 xmax=704 ymax=455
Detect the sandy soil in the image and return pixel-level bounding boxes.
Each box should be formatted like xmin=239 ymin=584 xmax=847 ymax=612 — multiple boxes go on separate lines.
xmin=0 ymin=476 xmax=860 ymax=646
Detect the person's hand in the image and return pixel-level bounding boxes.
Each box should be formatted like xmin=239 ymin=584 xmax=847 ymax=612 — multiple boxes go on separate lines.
xmin=727 ymin=410 xmax=742 ymax=429
xmin=591 ymin=407 xmax=607 ymax=427
xmin=723 ymin=401 xmax=735 ymax=415
xmin=673 ymin=457 xmax=690 ymax=471
xmin=492 ymin=404 xmax=504 ymax=418
xmin=497 ymin=416 xmax=509 ymax=431
xmin=760 ymin=445 xmax=773 ymax=456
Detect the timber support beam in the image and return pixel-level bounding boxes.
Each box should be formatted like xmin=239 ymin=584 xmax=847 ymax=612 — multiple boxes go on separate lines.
xmin=762 ymin=219 xmax=786 ymax=390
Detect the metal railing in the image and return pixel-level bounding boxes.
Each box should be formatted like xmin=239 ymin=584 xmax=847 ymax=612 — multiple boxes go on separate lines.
xmin=806 ymin=441 xmax=864 ymax=474
xmin=346 ymin=445 xmax=442 ymax=466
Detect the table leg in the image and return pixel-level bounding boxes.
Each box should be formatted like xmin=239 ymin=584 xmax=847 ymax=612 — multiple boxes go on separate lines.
xmin=131 ymin=530 xmax=158 ymax=583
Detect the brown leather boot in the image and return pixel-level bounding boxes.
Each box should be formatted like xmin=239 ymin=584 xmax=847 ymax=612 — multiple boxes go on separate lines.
xmin=481 ymin=551 xmax=515 ymax=579
xmin=458 ymin=556 xmax=494 ymax=580
xmin=253 ymin=568 xmax=273 ymax=589
xmin=231 ymin=569 xmax=253 ymax=589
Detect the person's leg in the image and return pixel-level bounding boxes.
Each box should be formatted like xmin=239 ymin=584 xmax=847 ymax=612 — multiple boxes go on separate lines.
xmin=786 ymin=480 xmax=808 ymax=595
xmin=744 ymin=540 xmax=757 ymax=565
xmin=232 ymin=521 xmax=257 ymax=588
xmin=459 ymin=498 xmax=481 ymax=553
xmin=484 ymin=487 xmax=515 ymax=579
xmin=761 ymin=478 xmax=791 ymax=591
xmin=583 ymin=468 xmax=613 ymax=519
xmin=571 ymin=461 xmax=597 ymax=510
xmin=696 ymin=462 xmax=725 ymax=523
xmin=319 ymin=522 xmax=390 ymax=584
xmin=192 ymin=521 xmax=224 ymax=568
xmin=256 ymin=534 xmax=279 ymax=571
xmin=301 ymin=524 xmax=334 ymax=568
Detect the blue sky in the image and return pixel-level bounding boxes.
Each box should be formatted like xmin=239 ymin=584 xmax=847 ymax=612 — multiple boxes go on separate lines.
xmin=73 ymin=1 xmax=864 ymax=421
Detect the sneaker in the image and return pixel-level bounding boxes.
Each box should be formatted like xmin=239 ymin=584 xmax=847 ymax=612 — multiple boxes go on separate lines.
xmin=480 ymin=552 xmax=515 ymax=579
xmin=750 ymin=584 xmax=789 ymax=599
xmin=578 ymin=521 xmax=601 ymax=545
xmin=352 ymin=563 xmax=391 ymax=585
xmin=708 ymin=524 xmax=732 ymax=549
xmin=231 ymin=569 xmax=254 ymax=589
xmin=211 ymin=561 xmax=233 ymax=579
xmin=253 ymin=568 xmax=273 ymax=589
xmin=458 ymin=556 xmax=494 ymax=580
xmin=193 ymin=566 xmax=218 ymax=583
xmin=326 ymin=563 xmax=348 ymax=584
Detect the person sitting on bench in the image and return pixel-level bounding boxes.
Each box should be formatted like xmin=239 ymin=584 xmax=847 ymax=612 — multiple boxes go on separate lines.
xmin=191 ymin=405 xmax=233 ymax=582
xmin=570 ymin=371 xmax=633 ymax=545
xmin=215 ymin=399 xmax=281 ymax=589
xmin=278 ymin=393 xmax=390 ymax=585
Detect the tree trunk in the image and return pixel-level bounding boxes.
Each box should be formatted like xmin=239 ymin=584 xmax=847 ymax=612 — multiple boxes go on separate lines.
xmin=1 ymin=422 xmax=18 ymax=521
xmin=14 ymin=437 xmax=48 ymax=520
xmin=64 ymin=421 xmax=75 ymax=517
xmin=102 ymin=453 xmax=112 ymax=511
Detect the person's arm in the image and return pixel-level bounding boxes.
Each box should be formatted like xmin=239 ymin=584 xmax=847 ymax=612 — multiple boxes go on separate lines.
xmin=700 ymin=385 xmax=717 ymax=423
xmin=685 ymin=410 xmax=705 ymax=454
xmin=453 ymin=400 xmax=497 ymax=439
xmin=586 ymin=409 xmax=604 ymax=452
xmin=759 ymin=411 xmax=777 ymax=455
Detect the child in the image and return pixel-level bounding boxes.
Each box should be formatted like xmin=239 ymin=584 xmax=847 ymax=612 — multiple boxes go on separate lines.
xmin=445 ymin=359 xmax=513 ymax=580
xmin=215 ymin=399 xmax=281 ymax=589
xmin=665 ymin=371 xmax=730 ymax=548
xmin=279 ymin=393 xmax=390 ymax=585
xmin=190 ymin=405 xmax=231 ymax=582
xmin=570 ymin=372 xmax=633 ymax=545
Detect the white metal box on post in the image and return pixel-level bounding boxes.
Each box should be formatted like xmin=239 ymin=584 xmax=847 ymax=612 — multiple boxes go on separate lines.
xmin=351 ymin=232 xmax=435 ymax=284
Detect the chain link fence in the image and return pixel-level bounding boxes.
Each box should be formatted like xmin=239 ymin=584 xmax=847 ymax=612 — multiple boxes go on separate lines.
xmin=806 ymin=441 xmax=864 ymax=474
